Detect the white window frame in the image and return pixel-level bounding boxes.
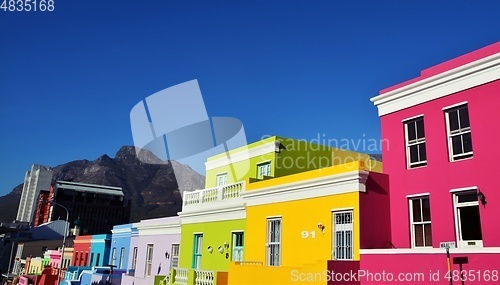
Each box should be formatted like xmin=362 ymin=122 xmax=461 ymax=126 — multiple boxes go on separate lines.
xmin=266 ymin=218 xmax=281 ymax=266
xmin=231 ymin=231 xmax=244 ymax=262
xmin=444 ymin=104 xmax=473 ymax=161
xmin=453 ymin=190 xmax=483 ymax=248
xmin=111 ymin=247 xmax=116 ymax=265
xmin=131 ymin=247 xmax=138 ymax=270
xmin=404 ymin=116 xmax=427 ymax=168
xmin=216 ymin=172 xmax=228 ymax=186
xmin=145 ymin=244 xmax=154 ymax=277
xmin=332 ymin=210 xmax=353 ymax=260
xmin=409 ymin=196 xmax=432 ymax=248
xmin=119 ymin=247 xmax=125 ymax=269
xmin=170 ymin=244 xmax=180 ymax=269
xmin=257 ymin=161 xmax=272 ymax=179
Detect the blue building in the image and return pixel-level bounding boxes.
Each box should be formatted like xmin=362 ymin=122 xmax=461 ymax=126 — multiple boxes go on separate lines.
xmin=90 ymin=234 xmax=111 ymax=267
xmin=109 ymin=224 xmax=135 ymax=270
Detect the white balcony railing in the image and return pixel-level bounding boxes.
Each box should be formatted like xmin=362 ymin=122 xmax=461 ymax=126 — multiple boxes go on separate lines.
xmin=183 ymin=181 xmax=244 ymax=207
xmin=194 ymin=270 xmax=215 ymax=285
xmin=172 ymin=268 xmax=188 ymax=285
xmin=64 ymin=271 xmax=79 ymax=280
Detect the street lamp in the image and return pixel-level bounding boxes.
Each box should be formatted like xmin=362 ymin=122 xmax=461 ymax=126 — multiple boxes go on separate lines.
xmin=40 ymin=199 xmax=69 ymax=275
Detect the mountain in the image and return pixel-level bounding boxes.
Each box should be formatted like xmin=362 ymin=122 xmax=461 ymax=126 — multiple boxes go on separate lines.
xmin=0 ymin=146 xmax=205 ymax=223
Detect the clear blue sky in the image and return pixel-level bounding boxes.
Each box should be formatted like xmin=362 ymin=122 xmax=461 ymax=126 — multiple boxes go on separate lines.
xmin=1 ymin=0 xmax=499 ymax=196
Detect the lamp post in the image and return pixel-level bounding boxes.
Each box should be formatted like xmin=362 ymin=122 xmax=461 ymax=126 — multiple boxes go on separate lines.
xmin=41 ymin=199 xmax=69 ymax=275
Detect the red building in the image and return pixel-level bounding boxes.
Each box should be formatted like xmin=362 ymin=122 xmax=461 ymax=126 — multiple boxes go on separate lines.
xmin=72 ymin=235 xmax=92 ymax=266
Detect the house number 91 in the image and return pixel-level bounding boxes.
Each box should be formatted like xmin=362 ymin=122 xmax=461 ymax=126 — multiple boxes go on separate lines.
xmin=301 ymin=231 xmax=316 ymax=238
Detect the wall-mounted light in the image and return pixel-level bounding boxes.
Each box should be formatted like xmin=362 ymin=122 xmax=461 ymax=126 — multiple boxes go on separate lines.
xmin=218 ymin=246 xmax=224 ymax=253
xmin=207 ymin=246 xmax=213 ymax=254
xmin=165 ymin=252 xmax=170 ymax=259
xmin=317 ymin=223 xmax=325 ymax=234
xmin=477 ymin=190 xmax=487 ymax=207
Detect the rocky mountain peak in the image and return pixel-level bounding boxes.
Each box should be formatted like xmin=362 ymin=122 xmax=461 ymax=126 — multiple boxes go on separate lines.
xmin=0 ymin=146 xmax=205 ymax=223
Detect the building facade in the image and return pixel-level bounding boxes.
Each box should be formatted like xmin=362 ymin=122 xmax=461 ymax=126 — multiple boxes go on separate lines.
xmin=16 ymin=164 xmax=53 ymax=224
xmin=89 ymin=234 xmax=111 ymax=267
xmin=228 ymin=161 xmax=388 ymax=285
xmin=110 ymin=224 xmax=135 ymax=270
xmin=170 ymin=136 xmax=382 ymax=285
xmin=48 ymin=181 xmax=131 ymax=235
xmin=123 ymin=217 xmax=181 ymax=285
xmin=72 ymin=235 xmax=92 ymax=266
xmin=364 ymin=42 xmax=500 ymax=284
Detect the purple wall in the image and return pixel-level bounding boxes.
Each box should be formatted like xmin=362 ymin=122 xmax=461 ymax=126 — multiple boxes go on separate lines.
xmin=132 ymin=216 xmax=180 ymax=285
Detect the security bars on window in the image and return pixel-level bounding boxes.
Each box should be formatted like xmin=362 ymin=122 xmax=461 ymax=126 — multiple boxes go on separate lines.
xmin=266 ymin=218 xmax=281 ymax=266
xmin=333 ymin=211 xmax=353 ymax=260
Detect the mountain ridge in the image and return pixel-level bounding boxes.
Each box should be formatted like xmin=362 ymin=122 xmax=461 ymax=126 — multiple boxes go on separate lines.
xmin=0 ymin=146 xmax=205 ymax=223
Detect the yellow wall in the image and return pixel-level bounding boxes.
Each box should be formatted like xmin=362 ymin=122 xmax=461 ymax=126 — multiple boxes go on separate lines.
xmin=243 ymin=161 xmax=365 ymax=266
xmin=228 ymin=259 xmax=330 ymax=285
xmin=244 ymin=192 xmax=360 ymax=267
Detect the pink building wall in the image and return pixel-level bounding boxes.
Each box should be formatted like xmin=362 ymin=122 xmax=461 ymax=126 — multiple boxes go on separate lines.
xmin=378 ymin=43 xmax=500 ymax=249
xmin=361 ymin=253 xmax=500 ymax=285
xmin=359 ymin=172 xmax=391 ymax=249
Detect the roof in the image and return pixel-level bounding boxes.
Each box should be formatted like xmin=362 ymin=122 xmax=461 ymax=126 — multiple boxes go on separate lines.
xmin=55 ymin=181 xmax=124 ymax=197
xmin=378 ymin=42 xmax=500 ymax=95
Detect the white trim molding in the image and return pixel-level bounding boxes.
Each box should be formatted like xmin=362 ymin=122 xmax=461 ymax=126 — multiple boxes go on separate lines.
xmin=442 ymin=101 xmax=468 ymax=111
xmin=449 ymin=186 xmax=478 ymax=193
xmin=179 ymin=205 xmax=246 ymax=224
xmin=205 ymin=141 xmax=276 ymax=170
xmin=137 ymin=222 xmax=181 ymax=236
xmin=401 ymin=114 xmax=424 ymax=123
xmin=243 ymin=170 xmax=369 ymax=207
xmin=406 ymin=192 xmax=430 ymax=198
xmin=331 ymin=207 xmax=354 ymax=212
xmin=371 ymin=52 xmax=500 ymax=116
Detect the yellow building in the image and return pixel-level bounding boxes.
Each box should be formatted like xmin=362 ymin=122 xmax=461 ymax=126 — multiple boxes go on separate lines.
xmin=229 ymin=160 xmax=390 ymax=285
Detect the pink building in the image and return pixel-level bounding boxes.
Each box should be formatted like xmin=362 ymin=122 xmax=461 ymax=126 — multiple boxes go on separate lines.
xmin=361 ymin=43 xmax=500 ymax=284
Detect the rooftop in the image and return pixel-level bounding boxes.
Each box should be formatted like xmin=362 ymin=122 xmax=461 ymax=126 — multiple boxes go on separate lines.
xmin=55 ymin=181 xmax=124 ymax=197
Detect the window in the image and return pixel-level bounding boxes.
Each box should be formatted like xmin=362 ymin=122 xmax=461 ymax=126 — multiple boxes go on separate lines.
xmin=119 ymin=247 xmax=125 ymax=269
xmin=145 ymin=244 xmax=154 ymax=277
xmin=257 ymin=162 xmax=271 ymax=179
xmin=84 ymin=252 xmax=88 ymax=267
xmin=409 ymin=197 xmax=432 ymax=247
xmin=454 ymin=191 xmax=482 ymax=247
xmin=332 ymin=211 xmax=353 ymax=260
xmin=404 ymin=117 xmax=427 ymax=168
xmin=131 ymin=247 xmax=138 ymax=270
xmin=193 ymin=234 xmax=203 ymax=269
xmin=266 ymin=218 xmax=281 ymax=266
xmin=232 ymin=232 xmax=244 ymax=262
xmin=96 ymin=253 xmax=100 ymax=266
xmin=170 ymin=244 xmax=180 ymax=269
xmin=111 ymin=247 xmax=117 ymax=265
xmin=216 ymin=173 xmax=228 ymax=186
xmin=89 ymin=252 xmax=94 ymax=266
xmin=445 ymin=104 xmax=473 ymax=160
